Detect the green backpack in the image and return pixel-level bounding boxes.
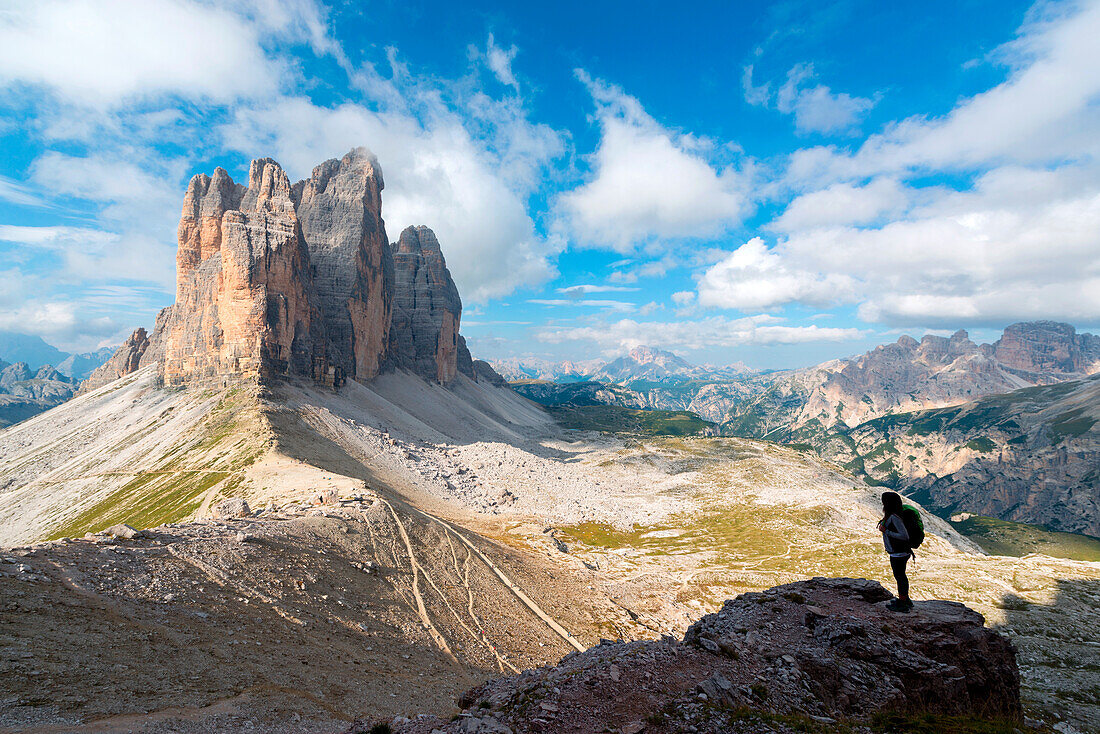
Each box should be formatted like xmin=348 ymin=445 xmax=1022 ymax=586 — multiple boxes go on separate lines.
xmin=901 ymin=504 xmax=925 ymax=548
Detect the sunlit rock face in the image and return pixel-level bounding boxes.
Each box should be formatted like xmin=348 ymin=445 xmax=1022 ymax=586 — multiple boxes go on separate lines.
xmin=993 ymin=320 xmax=1100 ymax=378
xmin=163 ymin=157 xmax=322 ymax=385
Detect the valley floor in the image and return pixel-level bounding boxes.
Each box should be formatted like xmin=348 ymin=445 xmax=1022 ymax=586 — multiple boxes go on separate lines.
xmin=1 ymin=370 xmax=1099 ymax=732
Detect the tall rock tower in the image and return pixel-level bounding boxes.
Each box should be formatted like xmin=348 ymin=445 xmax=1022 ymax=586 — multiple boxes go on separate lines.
xmin=388 ymin=226 xmax=465 ymax=384
xmin=84 ymin=148 xmax=496 ymax=391
xmin=295 ymin=148 xmax=392 ymax=381
xmin=163 ymin=159 xmax=324 ymax=385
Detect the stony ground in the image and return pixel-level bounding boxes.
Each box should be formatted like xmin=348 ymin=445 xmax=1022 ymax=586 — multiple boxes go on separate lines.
xmin=0 ymin=493 xmax=628 ymax=733
xmin=2 ymin=373 xmax=1099 ymax=732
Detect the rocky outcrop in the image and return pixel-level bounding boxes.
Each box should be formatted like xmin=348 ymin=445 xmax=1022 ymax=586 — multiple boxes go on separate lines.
xmin=368 ymin=578 xmax=1021 ymax=734
xmin=84 ymin=149 xmax=497 ymax=392
xmin=81 ymin=328 xmax=150 ymax=391
xmin=457 ymin=335 xmax=477 ymax=380
xmin=473 ymin=359 xmax=508 ymax=387
xmin=80 ymin=308 xmax=172 ymax=393
xmin=388 ymin=225 xmax=463 ymax=384
xmin=993 ymin=321 xmax=1100 ymax=378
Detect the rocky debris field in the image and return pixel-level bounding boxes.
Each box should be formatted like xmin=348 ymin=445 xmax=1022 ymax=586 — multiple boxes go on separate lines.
xmin=0 ymin=492 xmax=622 ymax=733
xmin=364 ymin=578 xmax=1021 ymax=734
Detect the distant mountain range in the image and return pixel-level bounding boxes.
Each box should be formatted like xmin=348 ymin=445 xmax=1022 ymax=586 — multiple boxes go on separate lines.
xmin=724 ymin=321 xmax=1100 ymax=438
xmin=840 ymin=375 xmax=1099 ymax=536
xmin=0 ymin=335 xmax=116 ymax=427
xmin=491 ymin=345 xmax=753 ymax=384
xmin=511 ymin=321 xmax=1100 ymax=535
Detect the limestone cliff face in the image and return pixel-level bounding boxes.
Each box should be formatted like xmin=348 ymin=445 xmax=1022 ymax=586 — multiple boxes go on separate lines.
xmin=166 ymin=169 xmax=243 ymax=384
xmin=845 ymin=375 xmax=1100 ymax=536
xmin=88 ymin=149 xmax=491 ymax=391
xmin=163 ymin=158 xmax=323 ymax=385
xmin=81 ymin=328 xmax=150 ymax=391
xmin=294 ymin=148 xmax=392 ymax=381
xmin=388 ymin=225 xmax=464 ymax=384
xmin=993 ymin=321 xmax=1100 ymax=378
xmin=219 ymin=158 xmax=320 ymax=380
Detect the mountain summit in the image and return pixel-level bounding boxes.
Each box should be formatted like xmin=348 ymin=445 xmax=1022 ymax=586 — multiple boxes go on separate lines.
xmin=84 ymin=149 xmax=497 ymax=392
xmin=595 ymin=345 xmax=696 ymax=382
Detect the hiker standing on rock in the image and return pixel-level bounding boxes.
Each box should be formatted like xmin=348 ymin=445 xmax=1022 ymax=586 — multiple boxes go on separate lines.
xmin=878 ymin=491 xmax=923 ymax=612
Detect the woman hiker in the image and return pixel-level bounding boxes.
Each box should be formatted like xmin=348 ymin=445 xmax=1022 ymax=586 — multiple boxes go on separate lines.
xmin=878 ymin=491 xmax=913 ymax=612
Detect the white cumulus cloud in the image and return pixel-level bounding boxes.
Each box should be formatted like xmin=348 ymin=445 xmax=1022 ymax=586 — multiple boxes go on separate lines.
xmin=0 ymin=0 xmax=285 ymax=107
xmin=557 ymin=71 xmax=749 ymax=252
xmin=772 ymin=178 xmax=909 ymax=232
xmin=697 ymin=238 xmax=855 ymax=311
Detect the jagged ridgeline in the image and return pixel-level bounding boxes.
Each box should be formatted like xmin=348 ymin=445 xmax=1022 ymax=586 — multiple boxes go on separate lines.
xmin=84 ymin=147 xmax=501 ymax=391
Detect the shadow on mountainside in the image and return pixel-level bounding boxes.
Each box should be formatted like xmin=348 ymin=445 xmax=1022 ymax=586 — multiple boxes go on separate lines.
xmin=996 ymin=576 xmax=1100 ymax=731
xmin=0 ymin=518 xmax=503 ymax=732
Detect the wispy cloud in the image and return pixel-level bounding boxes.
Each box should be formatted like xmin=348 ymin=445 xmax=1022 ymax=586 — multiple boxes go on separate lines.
xmin=556 ymin=284 xmax=640 ymax=297
xmin=536 ymin=315 xmax=864 ymax=354
xmin=0 ymin=175 xmax=46 ymax=207
xmin=744 ymin=63 xmax=874 ymax=136
xmin=528 ymin=299 xmax=636 ymax=312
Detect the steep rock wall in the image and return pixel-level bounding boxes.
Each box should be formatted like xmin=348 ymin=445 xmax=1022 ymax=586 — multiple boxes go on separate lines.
xmin=388 ymin=225 xmax=464 ymax=384
xmin=295 ymin=148 xmax=392 ymax=381
xmin=87 ymin=149 xmax=489 ymax=391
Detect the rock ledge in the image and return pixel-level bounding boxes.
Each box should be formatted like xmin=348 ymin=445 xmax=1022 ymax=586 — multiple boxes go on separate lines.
xmin=364 ymin=577 xmax=1020 ymax=734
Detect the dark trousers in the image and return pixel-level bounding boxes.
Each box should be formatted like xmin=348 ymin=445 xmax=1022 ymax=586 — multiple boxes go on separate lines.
xmin=890 ymin=554 xmax=910 ymax=599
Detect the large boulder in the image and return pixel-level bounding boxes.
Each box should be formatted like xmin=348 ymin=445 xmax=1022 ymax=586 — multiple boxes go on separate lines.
xmin=368 ymin=578 xmax=1020 ymax=733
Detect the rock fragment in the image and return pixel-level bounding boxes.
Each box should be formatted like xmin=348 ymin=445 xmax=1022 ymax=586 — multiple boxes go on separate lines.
xmin=213 ymin=498 xmax=251 ymax=519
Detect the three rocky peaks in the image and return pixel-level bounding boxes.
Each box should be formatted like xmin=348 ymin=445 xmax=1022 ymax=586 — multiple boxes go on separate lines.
xmin=88 ymin=148 xmax=494 ymax=390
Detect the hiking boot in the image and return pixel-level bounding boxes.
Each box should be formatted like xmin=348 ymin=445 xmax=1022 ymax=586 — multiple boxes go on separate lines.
xmin=886 ymin=599 xmax=911 ymax=612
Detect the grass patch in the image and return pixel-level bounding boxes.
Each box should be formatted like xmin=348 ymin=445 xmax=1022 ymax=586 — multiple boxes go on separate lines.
xmin=965 ymin=436 xmax=997 ymax=453
xmin=43 ymin=383 xmax=268 ymax=540
xmin=869 ymin=713 xmax=1030 ymax=734
xmin=547 ymin=404 xmax=713 ymax=436
xmin=951 ymin=515 xmax=1100 ymax=562
xmin=1048 ymin=408 xmax=1097 ymax=443
xmin=47 ymin=470 xmax=229 ymax=539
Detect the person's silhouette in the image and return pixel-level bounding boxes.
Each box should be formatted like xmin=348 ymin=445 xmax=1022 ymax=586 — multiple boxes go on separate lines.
xmin=878 ymin=491 xmax=913 ymax=612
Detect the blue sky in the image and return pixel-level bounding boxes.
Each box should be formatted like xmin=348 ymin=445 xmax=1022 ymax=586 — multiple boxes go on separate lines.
xmin=1 ymin=0 xmax=1098 ymax=369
